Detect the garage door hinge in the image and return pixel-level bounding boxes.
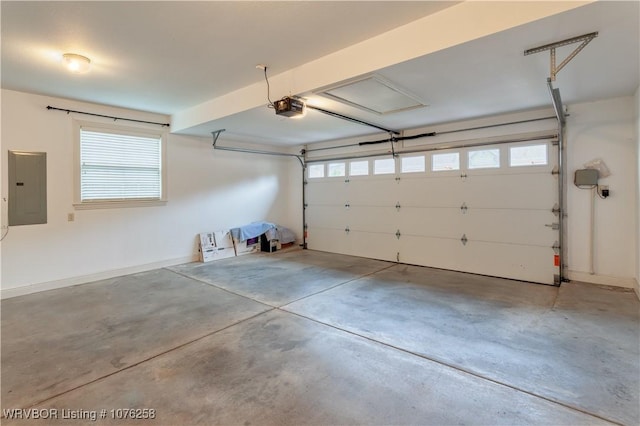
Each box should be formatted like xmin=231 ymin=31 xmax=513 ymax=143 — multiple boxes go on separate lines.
xmin=395 ymin=202 xmax=401 ymax=211
xmin=552 ymin=241 xmax=560 ymax=253
xmin=461 ymin=234 xmax=468 ymax=245
xmin=551 ymin=139 xmax=559 ymax=146
xmin=304 ymin=180 xmax=308 ymax=185
xmin=344 ymin=178 xmax=350 ymax=183
xmin=344 ymin=203 xmax=350 ymax=209
xmin=545 ymin=223 xmax=560 ymax=230
xmin=395 ymin=230 xmax=401 ymax=239
xmin=551 ymin=166 xmax=559 ymax=175
xmin=395 ymin=177 xmax=401 ymax=182
xmin=304 ymin=203 xmax=308 ymax=209
xmin=460 ymin=173 xmax=468 ymax=180
xmin=345 ymin=226 xmax=350 ymax=234
xmin=396 ymin=252 xmax=400 ymax=262
xmin=460 ymin=202 xmax=468 ymax=214
xmin=551 ymin=203 xmax=561 ymax=216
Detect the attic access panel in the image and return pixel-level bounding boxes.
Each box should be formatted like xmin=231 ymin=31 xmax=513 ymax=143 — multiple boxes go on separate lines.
xmin=319 ymin=75 xmax=427 ymax=115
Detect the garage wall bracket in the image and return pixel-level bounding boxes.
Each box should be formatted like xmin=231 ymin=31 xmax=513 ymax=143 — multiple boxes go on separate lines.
xmin=211 ymin=129 xmax=226 ymax=147
xmin=524 ymin=32 xmax=598 ymax=81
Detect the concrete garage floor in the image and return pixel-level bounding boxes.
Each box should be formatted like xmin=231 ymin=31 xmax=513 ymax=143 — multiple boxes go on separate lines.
xmin=1 ymin=249 xmax=638 ymax=425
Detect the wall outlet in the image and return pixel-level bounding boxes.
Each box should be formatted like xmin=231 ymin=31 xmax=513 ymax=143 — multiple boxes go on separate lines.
xmin=67 ymin=212 xmax=75 ymax=222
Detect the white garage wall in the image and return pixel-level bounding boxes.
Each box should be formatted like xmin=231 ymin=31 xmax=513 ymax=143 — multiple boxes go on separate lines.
xmin=0 ymin=90 xmax=297 ymax=298
xmin=565 ymin=96 xmax=637 ymax=288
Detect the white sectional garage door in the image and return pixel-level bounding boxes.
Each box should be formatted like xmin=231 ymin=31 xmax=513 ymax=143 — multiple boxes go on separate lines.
xmin=306 ymin=140 xmax=560 ymax=285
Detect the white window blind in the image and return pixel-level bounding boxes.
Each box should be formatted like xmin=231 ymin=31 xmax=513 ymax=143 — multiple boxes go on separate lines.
xmin=80 ymin=128 xmax=162 ymax=201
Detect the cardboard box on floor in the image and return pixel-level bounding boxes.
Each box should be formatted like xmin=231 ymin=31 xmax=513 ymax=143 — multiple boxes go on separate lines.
xmin=233 ymin=236 xmax=260 ymax=256
xmin=199 ymin=230 xmax=236 ymax=262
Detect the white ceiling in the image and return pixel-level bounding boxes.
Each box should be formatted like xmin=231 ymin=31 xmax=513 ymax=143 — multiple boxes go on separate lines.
xmin=2 ymin=1 xmax=638 ymax=147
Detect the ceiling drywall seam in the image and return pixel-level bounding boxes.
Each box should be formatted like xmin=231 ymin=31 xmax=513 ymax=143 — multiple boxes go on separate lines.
xmin=171 ymin=1 xmax=592 ymax=134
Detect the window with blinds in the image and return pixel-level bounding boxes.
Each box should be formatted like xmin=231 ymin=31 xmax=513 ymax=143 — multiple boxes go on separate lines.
xmin=79 ymin=127 xmax=163 ymax=203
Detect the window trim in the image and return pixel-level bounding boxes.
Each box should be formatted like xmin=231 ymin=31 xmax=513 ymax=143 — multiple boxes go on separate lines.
xmin=73 ymin=120 xmax=167 ymax=209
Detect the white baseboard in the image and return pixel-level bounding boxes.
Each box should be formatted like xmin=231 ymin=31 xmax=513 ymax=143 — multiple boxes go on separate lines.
xmin=1 ymin=254 xmax=199 ymax=300
xmin=566 ymin=270 xmax=637 ymax=289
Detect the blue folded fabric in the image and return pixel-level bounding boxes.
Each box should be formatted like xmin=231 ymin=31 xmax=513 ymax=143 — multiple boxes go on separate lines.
xmin=231 ymin=221 xmax=277 ymax=241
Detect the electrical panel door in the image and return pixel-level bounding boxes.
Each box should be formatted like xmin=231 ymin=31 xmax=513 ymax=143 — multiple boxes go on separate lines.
xmin=8 ymin=150 xmax=47 ymax=226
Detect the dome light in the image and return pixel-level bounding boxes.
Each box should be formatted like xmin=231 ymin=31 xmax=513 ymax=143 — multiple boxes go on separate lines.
xmin=62 ymin=53 xmax=91 ymax=74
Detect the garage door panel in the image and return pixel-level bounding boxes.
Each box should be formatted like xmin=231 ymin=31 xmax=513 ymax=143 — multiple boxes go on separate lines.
xmin=306 ymin=206 xmax=347 ymax=230
xmin=459 ymin=242 xmax=557 ymax=285
xmin=306 ymin=227 xmax=350 ymax=255
xmin=347 ymin=179 xmax=398 ymax=205
xmin=399 ymin=236 xmax=463 ymax=271
xmin=398 ymin=208 xmax=463 ymax=238
xmin=398 ymin=177 xmax=465 ymax=206
xmin=463 ymin=174 xmax=557 ymax=209
xmin=308 ymin=227 xmax=398 ymax=262
xmin=345 ymin=232 xmax=399 ymax=262
xmin=463 ymin=209 xmax=558 ymax=246
xmin=306 ymin=181 xmax=348 ymax=205
xmin=347 ymin=206 xmax=398 ymax=232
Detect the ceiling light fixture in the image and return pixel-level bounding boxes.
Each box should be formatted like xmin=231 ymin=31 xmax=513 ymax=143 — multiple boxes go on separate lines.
xmin=62 ymin=53 xmax=91 ymax=74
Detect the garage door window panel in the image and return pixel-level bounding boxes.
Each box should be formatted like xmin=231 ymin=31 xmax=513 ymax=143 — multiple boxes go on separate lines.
xmin=308 ymin=164 xmax=325 ymax=179
xmin=468 ymin=149 xmax=500 ymax=169
xmin=374 ymin=158 xmax=396 ymax=175
xmin=349 ymin=160 xmax=369 ymax=177
xmin=328 ymin=162 xmax=346 ymax=177
xmin=432 ymin=152 xmax=460 ymax=172
xmin=401 ymin=156 xmax=426 ymax=173
xmin=509 ymin=144 xmax=548 ymax=167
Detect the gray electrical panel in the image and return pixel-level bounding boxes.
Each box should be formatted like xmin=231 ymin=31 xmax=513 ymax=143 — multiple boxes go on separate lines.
xmin=574 ymin=168 xmax=599 ymax=187
xmin=8 ymin=150 xmax=47 ymax=226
